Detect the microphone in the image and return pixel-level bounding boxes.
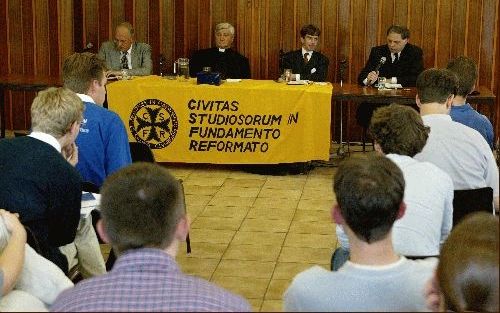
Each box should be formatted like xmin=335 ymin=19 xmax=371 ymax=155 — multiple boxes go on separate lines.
xmin=369 ymin=56 xmax=387 ymax=85
xmin=339 ymin=58 xmax=348 ymax=85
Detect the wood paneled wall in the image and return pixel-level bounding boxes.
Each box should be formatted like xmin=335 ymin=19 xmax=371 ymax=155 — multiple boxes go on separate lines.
xmin=2 ymin=0 xmax=499 ymax=142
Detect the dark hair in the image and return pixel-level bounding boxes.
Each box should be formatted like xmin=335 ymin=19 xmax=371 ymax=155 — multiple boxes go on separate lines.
xmin=100 ymin=163 xmax=184 ymax=254
xmin=300 ymin=24 xmax=321 ymax=38
xmin=446 ymin=56 xmax=478 ymax=97
xmin=438 ymin=213 xmax=499 ymax=312
xmin=416 ymin=68 xmax=458 ymax=104
xmin=369 ymin=104 xmax=429 ymax=157
xmin=62 ymin=52 xmax=107 ymax=94
xmin=333 ymin=155 xmax=405 ymax=243
xmin=386 ymin=25 xmax=410 ymax=39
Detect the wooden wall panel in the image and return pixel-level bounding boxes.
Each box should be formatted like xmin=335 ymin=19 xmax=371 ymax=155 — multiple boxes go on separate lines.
xmin=1 ymin=0 xmax=499 ymax=141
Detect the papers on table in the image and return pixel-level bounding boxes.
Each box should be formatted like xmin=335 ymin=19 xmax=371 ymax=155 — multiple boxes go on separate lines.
xmin=81 ymin=192 xmax=101 ymax=217
xmin=384 ymin=83 xmax=403 ymax=89
xmin=287 ymin=80 xmax=310 ymax=85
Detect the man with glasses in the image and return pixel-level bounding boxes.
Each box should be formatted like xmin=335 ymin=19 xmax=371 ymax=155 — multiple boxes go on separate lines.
xmin=98 ymin=22 xmax=152 ymax=78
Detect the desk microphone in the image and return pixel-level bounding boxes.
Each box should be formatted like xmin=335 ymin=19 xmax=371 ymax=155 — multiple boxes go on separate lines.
xmin=369 ymin=56 xmax=386 ymax=85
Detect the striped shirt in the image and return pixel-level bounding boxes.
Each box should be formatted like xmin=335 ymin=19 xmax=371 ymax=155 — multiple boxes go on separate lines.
xmin=51 ymin=248 xmax=251 ymax=312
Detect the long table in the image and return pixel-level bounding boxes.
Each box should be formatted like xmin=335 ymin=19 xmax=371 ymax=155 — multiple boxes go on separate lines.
xmin=332 ymin=83 xmax=495 ymax=105
xmin=107 ymin=76 xmax=333 ymax=164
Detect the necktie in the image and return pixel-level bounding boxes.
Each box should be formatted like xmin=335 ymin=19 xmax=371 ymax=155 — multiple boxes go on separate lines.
xmin=303 ymin=52 xmax=309 ymax=64
xmin=121 ymin=52 xmax=129 ymax=69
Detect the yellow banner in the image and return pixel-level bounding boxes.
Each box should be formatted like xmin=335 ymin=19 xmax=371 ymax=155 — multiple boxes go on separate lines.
xmin=107 ymin=76 xmax=332 ymax=164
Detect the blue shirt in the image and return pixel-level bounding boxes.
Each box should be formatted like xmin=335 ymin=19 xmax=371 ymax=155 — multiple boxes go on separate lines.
xmin=76 ymin=101 xmax=132 ymax=187
xmin=450 ymin=103 xmax=494 ymax=149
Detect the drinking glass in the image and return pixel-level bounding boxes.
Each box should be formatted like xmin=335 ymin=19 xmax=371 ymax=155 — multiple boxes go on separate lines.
xmin=377 ymin=77 xmax=387 ymax=90
xmin=284 ymin=69 xmax=292 ymax=82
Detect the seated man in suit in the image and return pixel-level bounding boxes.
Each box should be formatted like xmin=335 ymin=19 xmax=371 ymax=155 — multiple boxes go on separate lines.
xmin=446 ymin=56 xmax=494 ymax=149
xmin=190 ymin=22 xmax=250 ymax=79
xmin=63 ymin=52 xmax=132 ymax=188
xmin=356 ymin=25 xmax=424 ymax=139
xmin=282 ymin=24 xmax=329 ymax=82
xmin=98 ymin=22 xmax=152 ymax=77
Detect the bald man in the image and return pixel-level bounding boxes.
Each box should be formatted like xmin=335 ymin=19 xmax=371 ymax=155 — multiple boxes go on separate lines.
xmin=98 ymin=22 xmax=152 ymax=77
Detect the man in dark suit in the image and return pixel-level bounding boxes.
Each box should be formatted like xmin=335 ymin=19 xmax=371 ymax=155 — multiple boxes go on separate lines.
xmin=190 ymin=22 xmax=250 ymax=79
xmin=356 ymin=25 xmax=424 ymax=143
xmin=282 ymin=24 xmax=329 ymax=82
xmin=98 ymin=22 xmax=152 ymax=77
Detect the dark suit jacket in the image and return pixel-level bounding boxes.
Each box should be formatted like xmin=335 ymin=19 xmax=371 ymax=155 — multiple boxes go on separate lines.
xmin=190 ymin=47 xmax=250 ymax=79
xmin=357 ymin=43 xmax=423 ymax=87
xmin=282 ymin=50 xmax=329 ymax=82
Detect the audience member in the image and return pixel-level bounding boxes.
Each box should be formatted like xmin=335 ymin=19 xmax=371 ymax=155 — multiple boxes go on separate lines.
xmin=0 ymin=209 xmax=26 ymax=297
xmin=446 ymin=56 xmax=494 ymax=149
xmin=98 ymin=22 xmax=152 ymax=77
xmin=356 ymin=25 xmax=424 ymax=136
xmin=0 ymin=88 xmax=82 ymax=274
xmin=0 ymin=209 xmax=73 ymax=311
xmin=190 ymin=22 xmax=250 ymax=79
xmin=335 ymin=104 xmax=453 ymax=265
xmin=282 ymin=24 xmax=329 ymax=82
xmin=63 ymin=52 xmax=132 ymax=188
xmin=414 ymin=68 xmax=499 ymax=209
xmin=425 ymin=212 xmax=498 ymax=312
xmin=284 ymin=155 xmax=437 ymax=311
xmin=51 ymin=163 xmax=251 ymax=312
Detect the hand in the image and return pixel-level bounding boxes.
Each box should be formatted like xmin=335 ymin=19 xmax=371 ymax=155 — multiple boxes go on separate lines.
xmin=424 ymin=274 xmax=442 ymax=312
xmin=367 ymin=71 xmax=379 ymax=85
xmin=62 ymin=142 xmax=79 ymax=167
xmin=0 ymin=209 xmax=27 ymax=243
xmin=106 ymin=70 xmax=122 ymax=79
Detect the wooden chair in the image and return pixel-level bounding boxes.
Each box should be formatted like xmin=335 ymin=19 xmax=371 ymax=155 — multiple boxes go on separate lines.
xmin=453 ymin=187 xmax=494 ymax=226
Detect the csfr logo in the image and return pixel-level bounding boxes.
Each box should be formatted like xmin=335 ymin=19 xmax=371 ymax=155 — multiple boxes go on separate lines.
xmin=129 ymin=99 xmax=178 ymax=149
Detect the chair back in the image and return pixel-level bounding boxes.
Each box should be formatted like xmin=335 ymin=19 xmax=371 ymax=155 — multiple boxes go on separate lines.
xmin=453 ymin=187 xmax=493 ymax=226
xmin=129 ymin=141 xmax=155 ymax=163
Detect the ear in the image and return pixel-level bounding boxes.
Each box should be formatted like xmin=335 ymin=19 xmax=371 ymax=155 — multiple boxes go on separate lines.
xmin=174 ymin=215 xmax=190 ymax=241
xmin=96 ymin=219 xmax=111 ymax=244
xmin=374 ymin=142 xmax=384 ymax=154
xmin=415 ymin=94 xmax=421 ymax=107
xmin=331 ymin=204 xmax=345 ymax=225
xmin=396 ymin=201 xmax=406 ymax=220
xmin=445 ymin=94 xmax=454 ymax=110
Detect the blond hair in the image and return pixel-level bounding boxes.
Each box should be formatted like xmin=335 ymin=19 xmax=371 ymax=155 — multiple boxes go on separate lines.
xmin=31 ymin=87 xmax=83 ymax=138
xmin=215 ymin=22 xmax=235 ymax=35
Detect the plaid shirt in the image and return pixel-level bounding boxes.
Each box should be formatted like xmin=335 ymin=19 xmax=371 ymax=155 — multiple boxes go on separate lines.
xmin=51 ymin=248 xmax=251 ymax=312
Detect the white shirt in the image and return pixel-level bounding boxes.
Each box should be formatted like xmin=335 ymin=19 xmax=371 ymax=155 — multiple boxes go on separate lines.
xmin=336 ymin=154 xmax=454 ymax=256
xmin=415 ymin=114 xmax=499 ymax=198
xmin=391 ymin=52 xmax=400 ymax=63
xmin=77 ymin=93 xmax=95 ymax=104
xmin=28 ymin=132 xmax=61 ymax=153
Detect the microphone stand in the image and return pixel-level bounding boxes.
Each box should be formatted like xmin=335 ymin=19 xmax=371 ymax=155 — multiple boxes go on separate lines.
xmin=332 ymin=60 xmax=348 ymax=159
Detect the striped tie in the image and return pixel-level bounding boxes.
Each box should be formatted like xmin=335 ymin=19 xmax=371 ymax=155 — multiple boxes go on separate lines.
xmin=303 ymin=52 xmax=309 ymax=64
xmin=121 ymin=52 xmax=129 ymax=69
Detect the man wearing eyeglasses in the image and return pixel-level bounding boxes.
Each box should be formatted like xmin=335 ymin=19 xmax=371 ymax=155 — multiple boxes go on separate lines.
xmin=98 ymin=22 xmax=152 ymax=78
xmin=281 ymin=24 xmax=330 ymax=82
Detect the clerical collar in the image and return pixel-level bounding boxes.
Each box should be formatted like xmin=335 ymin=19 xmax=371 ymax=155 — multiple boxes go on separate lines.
xmin=218 ymin=48 xmax=226 ymax=52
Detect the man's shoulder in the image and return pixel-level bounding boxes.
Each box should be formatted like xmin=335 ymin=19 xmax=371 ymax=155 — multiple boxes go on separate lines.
xmin=193 ymin=47 xmax=216 ymax=57
xmin=404 ymin=43 xmax=423 ymax=54
xmin=283 ymin=49 xmax=301 ymax=57
xmin=99 ymin=41 xmax=115 ymax=51
xmin=134 ymin=42 xmax=152 ymax=51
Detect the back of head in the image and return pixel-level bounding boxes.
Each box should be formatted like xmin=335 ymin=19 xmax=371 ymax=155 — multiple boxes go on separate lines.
xmin=31 ymin=87 xmax=83 ymax=138
xmin=334 ymin=155 xmax=405 ymax=243
xmin=370 ymin=103 xmax=429 ymax=157
xmin=62 ymin=52 xmax=107 ymax=94
xmin=215 ymin=22 xmax=235 ymax=35
xmin=446 ymin=56 xmax=478 ymax=97
xmin=100 ymin=162 xmax=184 ymax=254
xmin=386 ymin=25 xmax=410 ymax=39
xmin=438 ymin=213 xmax=499 ymax=312
xmin=416 ymin=68 xmax=458 ymax=104
xmin=300 ymin=24 xmax=321 ymax=38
